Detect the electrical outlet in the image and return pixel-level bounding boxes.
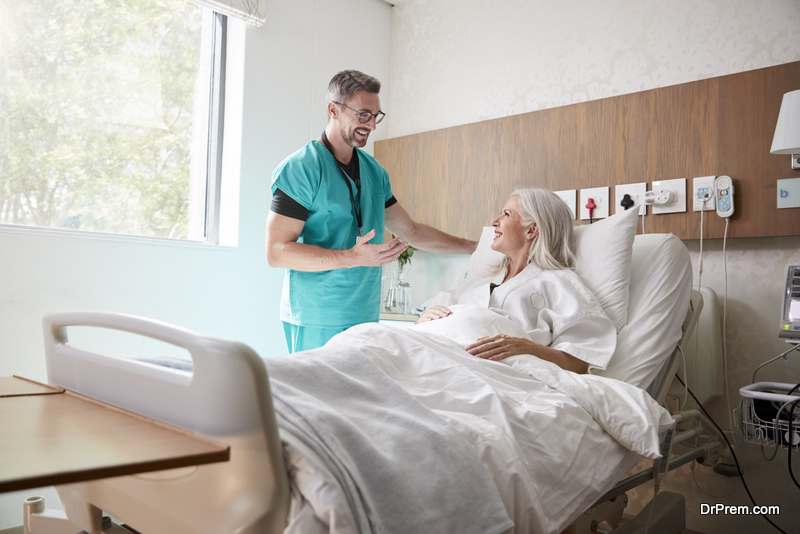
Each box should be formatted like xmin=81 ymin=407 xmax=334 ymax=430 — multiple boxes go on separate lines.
xmin=693 ymin=176 xmax=716 ymax=211
xmin=646 ymin=189 xmax=676 ymax=205
xmin=554 ymin=189 xmax=577 ymax=219
xmin=615 ymin=183 xmax=647 ymax=215
xmin=579 ymin=187 xmax=609 ymax=220
xmin=651 ymin=178 xmax=687 ymax=214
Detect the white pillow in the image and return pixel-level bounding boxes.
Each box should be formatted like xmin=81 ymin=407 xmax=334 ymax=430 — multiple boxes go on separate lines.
xmin=464 ymin=226 xmax=505 ymax=279
xmin=592 ymin=233 xmax=693 ymax=389
xmin=573 ymin=206 xmax=640 ymax=331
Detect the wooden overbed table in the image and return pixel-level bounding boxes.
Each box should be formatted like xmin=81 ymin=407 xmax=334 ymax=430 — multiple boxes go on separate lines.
xmin=0 ymin=376 xmax=229 ymax=493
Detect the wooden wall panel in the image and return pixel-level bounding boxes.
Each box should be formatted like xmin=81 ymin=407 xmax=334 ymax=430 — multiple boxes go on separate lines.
xmin=375 ymin=61 xmax=800 ymax=241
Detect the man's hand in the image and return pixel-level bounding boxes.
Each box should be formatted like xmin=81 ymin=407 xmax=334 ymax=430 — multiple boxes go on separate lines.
xmin=267 ymin=213 xmax=407 ymax=271
xmin=350 ymin=229 xmax=408 ymax=267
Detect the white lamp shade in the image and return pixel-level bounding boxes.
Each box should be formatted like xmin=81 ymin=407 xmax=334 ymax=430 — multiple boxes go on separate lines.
xmin=771 ymin=89 xmax=800 ymax=155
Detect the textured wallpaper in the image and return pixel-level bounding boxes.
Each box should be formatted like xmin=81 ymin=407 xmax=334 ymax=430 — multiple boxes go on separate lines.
xmin=387 ymin=0 xmax=800 ymax=532
xmin=388 ymin=0 xmax=800 ymax=138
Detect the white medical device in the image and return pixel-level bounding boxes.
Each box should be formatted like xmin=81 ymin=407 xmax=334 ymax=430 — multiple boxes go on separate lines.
xmin=714 ymin=175 xmax=734 ymax=217
xmin=780 ymin=264 xmax=800 ymax=340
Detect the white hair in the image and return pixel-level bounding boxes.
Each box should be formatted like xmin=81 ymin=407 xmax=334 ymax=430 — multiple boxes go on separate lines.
xmin=500 ymin=188 xmax=576 ymax=271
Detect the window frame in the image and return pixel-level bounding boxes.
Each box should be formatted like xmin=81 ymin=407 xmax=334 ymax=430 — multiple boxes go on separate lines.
xmin=0 ymin=5 xmax=229 ymax=246
xmin=204 ymin=12 xmax=227 ymax=245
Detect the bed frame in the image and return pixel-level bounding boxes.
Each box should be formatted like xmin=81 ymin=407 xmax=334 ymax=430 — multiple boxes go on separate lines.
xmin=23 ymin=243 xmax=722 ymax=534
xmin=27 ymin=312 xmax=290 ymax=534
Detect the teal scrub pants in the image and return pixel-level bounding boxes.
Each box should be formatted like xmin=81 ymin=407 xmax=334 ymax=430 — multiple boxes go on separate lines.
xmin=282 ymin=322 xmax=349 ymax=353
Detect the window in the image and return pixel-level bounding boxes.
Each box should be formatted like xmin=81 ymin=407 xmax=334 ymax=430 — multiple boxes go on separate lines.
xmin=0 ymin=0 xmax=226 ymax=242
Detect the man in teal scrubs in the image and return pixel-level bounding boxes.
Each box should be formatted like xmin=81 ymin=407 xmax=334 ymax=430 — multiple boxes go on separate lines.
xmin=266 ymin=70 xmax=477 ymax=353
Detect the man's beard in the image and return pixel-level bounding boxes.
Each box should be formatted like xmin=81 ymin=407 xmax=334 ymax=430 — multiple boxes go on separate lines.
xmin=338 ymin=123 xmax=369 ymax=148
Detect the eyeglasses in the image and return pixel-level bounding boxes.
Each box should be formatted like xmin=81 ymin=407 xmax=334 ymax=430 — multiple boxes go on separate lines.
xmin=334 ymin=101 xmax=386 ymax=124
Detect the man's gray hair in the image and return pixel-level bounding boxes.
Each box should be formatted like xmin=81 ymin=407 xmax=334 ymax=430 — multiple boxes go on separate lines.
xmin=326 ymin=70 xmax=381 ymax=104
xmin=512 ymin=187 xmax=576 ymax=270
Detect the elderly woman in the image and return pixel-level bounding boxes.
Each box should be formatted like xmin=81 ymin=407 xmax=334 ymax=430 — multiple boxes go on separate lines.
xmin=417 ymin=188 xmax=616 ymax=374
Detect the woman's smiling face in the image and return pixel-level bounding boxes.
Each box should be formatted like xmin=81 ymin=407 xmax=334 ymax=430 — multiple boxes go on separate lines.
xmin=490 ymin=196 xmax=536 ymax=258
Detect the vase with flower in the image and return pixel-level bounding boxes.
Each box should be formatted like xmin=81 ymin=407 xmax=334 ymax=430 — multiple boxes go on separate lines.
xmin=384 ymin=240 xmax=415 ymax=314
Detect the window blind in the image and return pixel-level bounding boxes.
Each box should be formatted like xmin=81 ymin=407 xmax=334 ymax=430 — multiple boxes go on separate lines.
xmin=189 ymin=0 xmax=266 ymax=26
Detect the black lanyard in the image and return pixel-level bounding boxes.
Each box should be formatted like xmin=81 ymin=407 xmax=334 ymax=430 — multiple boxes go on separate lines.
xmin=321 ymin=131 xmax=362 ymax=235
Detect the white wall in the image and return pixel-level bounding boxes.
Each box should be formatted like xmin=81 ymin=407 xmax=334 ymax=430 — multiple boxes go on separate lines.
xmin=386 ymin=1 xmax=800 ymax=533
xmin=0 ymin=0 xmax=391 ymax=528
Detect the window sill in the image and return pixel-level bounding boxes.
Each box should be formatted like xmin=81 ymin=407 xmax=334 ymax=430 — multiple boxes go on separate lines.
xmin=0 ymin=224 xmax=236 ymax=251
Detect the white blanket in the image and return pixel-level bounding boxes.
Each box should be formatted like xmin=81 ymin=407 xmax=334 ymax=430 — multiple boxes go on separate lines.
xmin=281 ymin=305 xmax=674 ymax=534
xmin=267 ymin=343 xmax=513 ymax=534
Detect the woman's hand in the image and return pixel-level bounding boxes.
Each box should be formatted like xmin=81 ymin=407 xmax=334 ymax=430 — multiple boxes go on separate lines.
xmin=466 ymin=334 xmax=589 ymax=373
xmin=465 ymin=334 xmax=534 ymax=361
xmin=416 ymin=305 xmax=453 ymax=323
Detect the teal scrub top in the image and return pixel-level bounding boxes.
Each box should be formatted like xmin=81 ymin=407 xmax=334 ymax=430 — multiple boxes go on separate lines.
xmin=271 ymin=140 xmax=394 ymax=328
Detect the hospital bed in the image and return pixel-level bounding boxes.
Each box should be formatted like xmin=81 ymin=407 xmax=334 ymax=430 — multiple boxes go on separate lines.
xmin=27 ymin=207 xmax=721 ymax=534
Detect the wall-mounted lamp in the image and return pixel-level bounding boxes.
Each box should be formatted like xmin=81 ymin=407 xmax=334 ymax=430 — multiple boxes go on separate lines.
xmin=771 ymin=89 xmax=800 ymax=170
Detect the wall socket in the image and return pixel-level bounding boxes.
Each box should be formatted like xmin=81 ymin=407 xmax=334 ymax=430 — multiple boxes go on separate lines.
xmin=693 ymin=176 xmax=716 ymax=211
xmin=554 ymin=189 xmax=577 ymax=219
xmin=651 ymin=178 xmax=687 ymax=214
xmin=615 ymin=183 xmax=647 ymax=215
xmin=579 ymin=187 xmax=609 ymax=220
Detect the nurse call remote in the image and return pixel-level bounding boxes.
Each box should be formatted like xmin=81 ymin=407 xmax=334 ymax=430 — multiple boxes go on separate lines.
xmin=715 ymin=175 xmax=734 ymax=218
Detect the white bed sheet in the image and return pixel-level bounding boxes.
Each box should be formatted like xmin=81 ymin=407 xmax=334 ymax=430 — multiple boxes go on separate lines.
xmin=280 ymin=306 xmax=673 ymax=534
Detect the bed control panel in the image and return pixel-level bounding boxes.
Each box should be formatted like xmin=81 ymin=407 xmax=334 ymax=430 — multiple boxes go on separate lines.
xmin=714 ymin=175 xmax=734 ymax=218
xmin=780 ymin=264 xmax=800 ymax=339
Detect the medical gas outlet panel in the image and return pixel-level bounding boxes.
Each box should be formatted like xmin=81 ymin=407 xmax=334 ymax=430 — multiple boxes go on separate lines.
xmin=557 ymin=176 xmax=736 ymax=221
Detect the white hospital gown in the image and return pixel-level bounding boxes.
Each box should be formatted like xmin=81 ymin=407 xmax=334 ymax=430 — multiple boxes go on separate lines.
xmin=429 ymin=264 xmax=616 ymax=370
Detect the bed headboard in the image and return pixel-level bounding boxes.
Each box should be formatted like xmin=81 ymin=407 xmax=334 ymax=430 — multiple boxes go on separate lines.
xmin=375 ymin=61 xmax=800 ymax=241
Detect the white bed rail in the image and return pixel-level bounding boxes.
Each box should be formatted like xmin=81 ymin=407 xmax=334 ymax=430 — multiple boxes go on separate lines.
xmin=41 ymin=311 xmax=290 ymax=534
xmin=649 ymin=289 xmax=703 ymax=406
